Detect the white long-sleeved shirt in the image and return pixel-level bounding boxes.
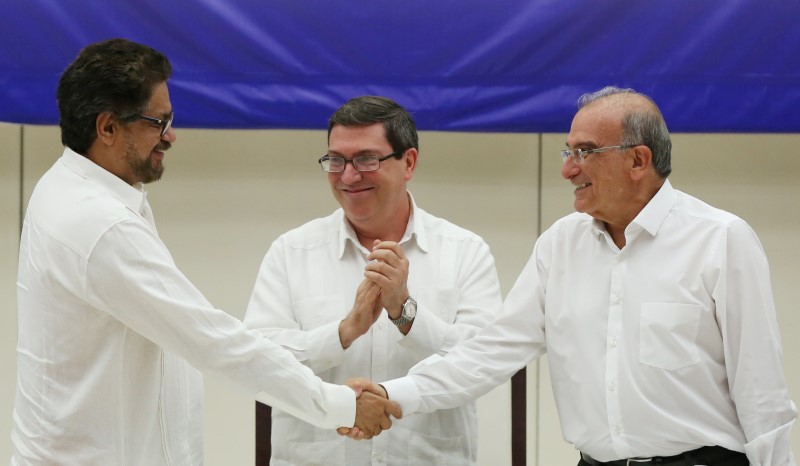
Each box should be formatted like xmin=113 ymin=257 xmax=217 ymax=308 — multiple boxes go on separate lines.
xmin=244 ymin=196 xmax=502 ymax=466
xmin=12 ymin=148 xmax=355 ymax=466
xmin=384 ymin=180 xmax=797 ymax=465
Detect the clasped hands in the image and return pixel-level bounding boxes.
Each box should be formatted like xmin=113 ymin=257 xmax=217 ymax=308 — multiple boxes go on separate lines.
xmin=338 ymin=240 xmax=411 ymax=348
xmin=341 ymin=377 xmax=401 ymax=440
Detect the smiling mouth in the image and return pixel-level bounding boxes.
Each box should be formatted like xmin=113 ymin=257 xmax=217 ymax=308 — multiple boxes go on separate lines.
xmin=154 ymin=142 xmax=171 ymax=153
xmin=344 ymin=186 xmax=373 ymax=194
xmin=573 ymin=182 xmax=592 ymax=192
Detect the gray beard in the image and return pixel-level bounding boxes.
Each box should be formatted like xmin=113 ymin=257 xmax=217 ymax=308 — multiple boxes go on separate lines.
xmin=124 ymin=133 xmax=164 ymax=184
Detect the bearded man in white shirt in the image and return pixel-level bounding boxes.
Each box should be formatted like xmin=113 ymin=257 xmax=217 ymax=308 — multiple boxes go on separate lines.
xmin=365 ymin=87 xmax=798 ymax=465
xmin=12 ymin=39 xmax=400 ymax=466
xmin=244 ymin=95 xmax=502 ymax=465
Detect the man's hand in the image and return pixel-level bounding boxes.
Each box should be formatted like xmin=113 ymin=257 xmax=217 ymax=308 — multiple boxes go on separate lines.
xmin=338 ymin=279 xmax=383 ymax=349
xmin=338 ymin=378 xmax=400 ymax=440
xmin=365 ymin=240 xmax=409 ymax=318
xmin=346 ymin=377 xmax=387 ymax=398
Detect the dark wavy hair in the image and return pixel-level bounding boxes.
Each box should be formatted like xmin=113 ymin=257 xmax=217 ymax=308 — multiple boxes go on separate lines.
xmin=328 ymin=96 xmax=419 ymax=153
xmin=57 ymin=38 xmax=172 ymax=154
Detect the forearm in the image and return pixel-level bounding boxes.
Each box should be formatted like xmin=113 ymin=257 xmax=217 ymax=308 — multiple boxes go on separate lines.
xmin=396 ymin=303 xmax=485 ymax=358
xmin=253 ymin=321 xmax=347 ymax=373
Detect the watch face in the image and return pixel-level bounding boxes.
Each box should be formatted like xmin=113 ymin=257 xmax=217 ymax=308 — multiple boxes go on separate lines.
xmin=403 ymin=297 xmax=417 ymax=319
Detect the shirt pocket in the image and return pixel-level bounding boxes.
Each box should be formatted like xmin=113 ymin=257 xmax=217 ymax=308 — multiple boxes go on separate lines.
xmin=408 ymin=431 xmax=469 ymax=465
xmin=285 ymin=438 xmax=345 ymax=466
xmin=639 ymin=303 xmax=703 ymax=371
xmin=433 ymin=287 xmax=459 ymax=324
xmin=292 ymin=295 xmax=346 ymax=330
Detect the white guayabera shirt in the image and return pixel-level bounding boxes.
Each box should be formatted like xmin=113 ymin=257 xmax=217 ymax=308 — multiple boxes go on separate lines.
xmin=245 ymin=196 xmax=502 ymax=466
xmin=385 ymin=180 xmax=797 ymax=465
xmin=13 ymin=148 xmax=355 ymax=466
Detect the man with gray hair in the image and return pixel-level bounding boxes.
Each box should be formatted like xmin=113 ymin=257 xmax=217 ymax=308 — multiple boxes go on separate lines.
xmin=367 ymin=86 xmax=797 ymax=465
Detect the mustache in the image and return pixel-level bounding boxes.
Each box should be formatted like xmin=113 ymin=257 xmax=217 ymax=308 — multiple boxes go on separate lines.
xmin=154 ymin=141 xmax=171 ymax=152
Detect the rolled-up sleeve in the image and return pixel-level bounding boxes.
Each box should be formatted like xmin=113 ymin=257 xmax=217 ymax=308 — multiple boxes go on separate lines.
xmin=715 ymin=220 xmax=797 ymax=465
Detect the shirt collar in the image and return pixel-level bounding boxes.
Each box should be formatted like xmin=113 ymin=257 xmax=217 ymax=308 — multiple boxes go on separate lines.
xmin=630 ymin=178 xmax=676 ymax=237
xmin=60 ymin=146 xmax=150 ymax=216
xmin=336 ymin=191 xmax=427 ymax=258
xmin=589 ymin=179 xmax=676 ymax=239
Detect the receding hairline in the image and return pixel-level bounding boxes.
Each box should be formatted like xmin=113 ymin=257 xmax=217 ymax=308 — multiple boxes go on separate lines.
xmin=580 ymin=92 xmax=661 ymax=119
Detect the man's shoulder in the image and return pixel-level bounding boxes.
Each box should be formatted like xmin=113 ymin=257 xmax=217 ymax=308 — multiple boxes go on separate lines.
xmin=672 ymin=190 xmax=742 ymax=226
xmin=26 ymin=166 xmax=143 ymax=255
xmin=416 ymin=207 xmax=486 ymax=243
xmin=547 ymin=211 xmax=594 ymax=232
xmin=275 ymin=209 xmax=341 ymax=248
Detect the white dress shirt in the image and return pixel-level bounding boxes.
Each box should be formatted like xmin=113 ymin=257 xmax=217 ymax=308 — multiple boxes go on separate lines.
xmin=13 ymin=148 xmax=355 ymax=466
xmin=244 ymin=196 xmax=502 ymax=466
xmin=384 ymin=180 xmax=797 ymax=465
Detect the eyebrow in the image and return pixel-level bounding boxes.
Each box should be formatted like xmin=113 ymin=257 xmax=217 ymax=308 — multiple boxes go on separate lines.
xmin=145 ymin=109 xmax=172 ymax=119
xmin=565 ymin=141 xmax=599 ymax=150
xmin=327 ymin=149 xmax=386 ymax=157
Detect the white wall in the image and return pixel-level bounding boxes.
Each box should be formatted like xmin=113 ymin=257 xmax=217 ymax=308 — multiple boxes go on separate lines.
xmin=2 ymin=125 xmax=798 ymax=465
xmin=0 ymin=123 xmax=21 ymax=463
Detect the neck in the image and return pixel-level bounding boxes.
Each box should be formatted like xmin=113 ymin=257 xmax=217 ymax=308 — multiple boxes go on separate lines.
xmin=605 ymin=222 xmax=628 ymax=249
xmin=353 ymin=219 xmax=408 ymax=250
xmin=604 ymin=178 xmax=665 ymax=249
xmin=351 ymin=197 xmax=411 ymax=250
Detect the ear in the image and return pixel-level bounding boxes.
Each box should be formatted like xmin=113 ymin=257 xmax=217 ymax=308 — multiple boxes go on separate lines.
xmin=403 ymin=148 xmax=418 ymax=181
xmin=629 ymin=145 xmax=652 ymax=181
xmin=95 ymin=111 xmax=120 ymax=146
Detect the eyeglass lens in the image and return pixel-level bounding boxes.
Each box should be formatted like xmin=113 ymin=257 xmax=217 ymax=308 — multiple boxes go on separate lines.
xmin=323 ymin=155 xmax=381 ymax=172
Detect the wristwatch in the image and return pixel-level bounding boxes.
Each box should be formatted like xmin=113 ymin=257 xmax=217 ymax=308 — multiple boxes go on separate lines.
xmin=390 ymin=296 xmax=417 ymax=326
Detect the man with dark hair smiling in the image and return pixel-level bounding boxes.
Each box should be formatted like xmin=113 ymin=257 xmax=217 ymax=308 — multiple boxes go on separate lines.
xmin=245 ymin=96 xmax=501 ymax=465
xmin=12 ymin=39 xmax=398 ymax=465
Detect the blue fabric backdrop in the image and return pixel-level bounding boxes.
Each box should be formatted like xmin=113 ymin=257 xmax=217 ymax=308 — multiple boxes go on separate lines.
xmin=1 ymin=0 xmax=798 ymax=132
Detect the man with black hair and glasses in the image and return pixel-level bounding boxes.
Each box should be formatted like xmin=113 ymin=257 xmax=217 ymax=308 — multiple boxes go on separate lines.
xmin=244 ymin=95 xmax=502 ymax=465
xmin=358 ymin=87 xmax=797 ymax=465
xmin=12 ymin=39 xmax=399 ymax=466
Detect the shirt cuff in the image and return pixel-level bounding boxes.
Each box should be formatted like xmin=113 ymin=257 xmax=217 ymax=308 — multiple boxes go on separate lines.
xmin=307 ymin=319 xmax=347 ymax=368
xmin=398 ymin=302 xmax=448 ymax=356
xmin=326 ymin=382 xmax=358 ymax=429
xmin=380 ymin=377 xmax=421 ymax=416
xmin=742 ymin=409 xmax=797 ymax=466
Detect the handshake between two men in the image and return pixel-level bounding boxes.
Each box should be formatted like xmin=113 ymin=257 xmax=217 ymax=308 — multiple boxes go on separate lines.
xmin=336 ymin=240 xmax=411 ymax=439
xmin=342 ymin=377 xmax=399 ymax=440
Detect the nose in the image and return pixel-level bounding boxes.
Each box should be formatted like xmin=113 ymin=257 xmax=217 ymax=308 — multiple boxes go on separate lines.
xmin=561 ymin=156 xmax=580 ymax=179
xmin=162 ymin=125 xmax=176 ymax=142
xmin=339 ymin=161 xmax=363 ymax=183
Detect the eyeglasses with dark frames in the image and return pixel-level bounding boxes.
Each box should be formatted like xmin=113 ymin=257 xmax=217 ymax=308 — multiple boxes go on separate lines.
xmin=135 ymin=112 xmax=174 ymax=137
xmin=318 ymin=151 xmax=404 ymax=173
xmin=560 ymin=144 xmax=637 ymax=164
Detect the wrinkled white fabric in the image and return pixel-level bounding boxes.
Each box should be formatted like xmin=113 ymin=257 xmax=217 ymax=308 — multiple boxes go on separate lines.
xmin=13 ymin=148 xmax=355 ymax=466
xmin=245 ymin=197 xmax=502 ymax=465
xmin=384 ymin=180 xmax=796 ymax=465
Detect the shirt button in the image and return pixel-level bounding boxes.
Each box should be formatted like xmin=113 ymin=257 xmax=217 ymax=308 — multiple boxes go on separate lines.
xmin=377 ymin=323 xmax=383 ymax=330
xmin=612 ymin=295 xmax=621 ymax=304
xmin=615 ymin=425 xmax=623 ymax=435
xmin=608 ymin=382 xmax=615 ymax=392
xmin=609 ymin=338 xmax=617 ymax=348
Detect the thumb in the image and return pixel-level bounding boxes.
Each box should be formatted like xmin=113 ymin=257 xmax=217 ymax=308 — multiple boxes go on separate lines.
xmin=384 ymin=399 xmax=403 ymax=419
